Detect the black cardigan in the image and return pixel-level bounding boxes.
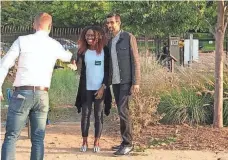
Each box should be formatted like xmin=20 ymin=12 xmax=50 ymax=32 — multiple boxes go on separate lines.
xmin=74 ymin=46 xmax=112 ymax=116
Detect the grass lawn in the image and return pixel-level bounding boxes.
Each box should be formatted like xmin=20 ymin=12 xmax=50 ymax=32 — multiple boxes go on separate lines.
xmin=1 ymin=69 xmax=79 ymax=108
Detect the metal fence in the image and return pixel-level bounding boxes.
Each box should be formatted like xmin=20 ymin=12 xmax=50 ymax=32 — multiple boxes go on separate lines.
xmin=0 ymin=26 xmax=169 ymax=56
xmin=1 ymin=26 xmax=83 ymax=43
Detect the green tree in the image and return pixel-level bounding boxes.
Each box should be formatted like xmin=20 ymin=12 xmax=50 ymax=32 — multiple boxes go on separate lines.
xmin=109 ymin=1 xmax=200 ymax=36
xmin=190 ymin=0 xmax=227 ymax=128
xmin=1 ymin=1 xmax=52 ymax=27
xmin=49 ymin=1 xmax=110 ymax=27
xmin=213 ymin=1 xmax=227 ymax=128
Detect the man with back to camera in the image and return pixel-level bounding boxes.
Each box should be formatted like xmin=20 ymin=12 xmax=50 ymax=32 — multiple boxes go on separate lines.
xmin=0 ymin=12 xmax=72 ymax=160
xmin=106 ymin=13 xmax=141 ymax=156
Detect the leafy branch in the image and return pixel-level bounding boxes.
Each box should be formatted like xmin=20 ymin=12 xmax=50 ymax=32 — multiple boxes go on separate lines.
xmin=192 ymin=2 xmax=216 ymax=37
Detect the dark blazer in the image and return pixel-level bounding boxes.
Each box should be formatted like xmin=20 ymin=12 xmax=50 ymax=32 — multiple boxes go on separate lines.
xmin=107 ymin=31 xmax=141 ymax=86
xmin=74 ymin=46 xmax=112 ymax=116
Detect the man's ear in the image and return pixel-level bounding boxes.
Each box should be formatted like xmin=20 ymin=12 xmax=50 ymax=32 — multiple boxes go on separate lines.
xmin=118 ymin=21 xmax=121 ymax=27
xmin=48 ymin=23 xmax=52 ymax=31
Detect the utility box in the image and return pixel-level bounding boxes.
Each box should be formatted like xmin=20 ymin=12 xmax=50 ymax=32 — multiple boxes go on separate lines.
xmin=184 ymin=39 xmax=199 ymax=64
xmin=169 ymin=37 xmax=180 ymax=64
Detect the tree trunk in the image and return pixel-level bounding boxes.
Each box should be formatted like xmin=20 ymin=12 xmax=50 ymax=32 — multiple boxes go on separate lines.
xmin=213 ymin=1 xmax=225 ymax=128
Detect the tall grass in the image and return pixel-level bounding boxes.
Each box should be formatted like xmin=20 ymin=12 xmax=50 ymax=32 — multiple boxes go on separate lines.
xmin=1 ymin=69 xmax=78 ymax=109
xmin=131 ymin=52 xmax=228 ymax=129
xmin=136 ymin=55 xmax=215 ymax=125
xmin=155 ymin=53 xmax=228 ymax=125
xmin=223 ymin=74 xmax=228 ymax=126
xmin=224 ymin=100 xmax=228 ymax=126
xmin=130 ymin=90 xmax=160 ymax=136
xmin=49 ymin=69 xmax=79 ymax=108
xmin=130 ymin=55 xmax=169 ymax=135
xmin=158 ymin=88 xmax=213 ymax=124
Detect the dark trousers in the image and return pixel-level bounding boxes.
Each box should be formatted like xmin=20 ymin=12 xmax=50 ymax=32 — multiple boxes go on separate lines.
xmin=112 ymin=83 xmax=133 ymax=147
xmin=81 ymin=90 xmax=104 ymax=138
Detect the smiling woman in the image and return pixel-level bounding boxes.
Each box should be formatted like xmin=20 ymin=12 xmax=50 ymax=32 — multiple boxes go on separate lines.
xmin=73 ymin=25 xmax=112 ymax=153
xmin=78 ymin=26 xmax=107 ymax=55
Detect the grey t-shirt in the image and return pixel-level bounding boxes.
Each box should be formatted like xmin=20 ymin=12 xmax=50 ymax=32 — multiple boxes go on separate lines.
xmin=111 ymin=31 xmax=121 ymax=84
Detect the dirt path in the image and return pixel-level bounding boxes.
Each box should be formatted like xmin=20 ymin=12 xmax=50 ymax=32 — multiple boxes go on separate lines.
xmin=1 ymin=122 xmax=228 ymax=160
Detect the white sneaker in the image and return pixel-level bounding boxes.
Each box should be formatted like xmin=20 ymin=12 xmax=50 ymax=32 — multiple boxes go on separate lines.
xmin=93 ymin=146 xmax=100 ymax=153
xmin=80 ymin=145 xmax=87 ymax=152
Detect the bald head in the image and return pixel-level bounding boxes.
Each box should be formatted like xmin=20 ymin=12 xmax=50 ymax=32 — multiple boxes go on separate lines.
xmin=33 ymin=12 xmax=52 ymax=32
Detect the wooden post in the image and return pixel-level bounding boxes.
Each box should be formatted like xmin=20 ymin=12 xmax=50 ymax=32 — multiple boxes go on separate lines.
xmin=169 ymin=55 xmax=177 ymax=73
xmin=171 ymin=59 xmax=174 ymax=73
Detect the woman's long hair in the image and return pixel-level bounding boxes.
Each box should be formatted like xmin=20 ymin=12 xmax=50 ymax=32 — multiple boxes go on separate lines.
xmin=78 ymin=26 xmax=106 ymax=55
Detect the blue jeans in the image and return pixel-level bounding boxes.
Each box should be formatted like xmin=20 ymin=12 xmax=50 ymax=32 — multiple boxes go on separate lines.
xmin=1 ymin=90 xmax=49 ymax=160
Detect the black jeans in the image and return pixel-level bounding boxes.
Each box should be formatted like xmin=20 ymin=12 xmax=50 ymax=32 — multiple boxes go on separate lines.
xmin=81 ymin=90 xmax=104 ymax=138
xmin=112 ymin=83 xmax=133 ymax=147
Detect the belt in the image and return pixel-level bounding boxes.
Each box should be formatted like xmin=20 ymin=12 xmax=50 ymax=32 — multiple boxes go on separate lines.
xmin=15 ymin=86 xmax=49 ymax=92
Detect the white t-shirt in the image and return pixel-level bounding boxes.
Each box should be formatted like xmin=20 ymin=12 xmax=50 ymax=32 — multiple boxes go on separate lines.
xmin=84 ymin=49 xmax=104 ymax=90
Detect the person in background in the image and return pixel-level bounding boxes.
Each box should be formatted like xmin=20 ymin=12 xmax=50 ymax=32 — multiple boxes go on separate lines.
xmin=0 ymin=12 xmax=72 ymax=160
xmin=161 ymin=42 xmax=169 ymax=61
xmin=106 ymin=13 xmax=141 ymax=156
xmin=74 ymin=26 xmax=112 ymax=153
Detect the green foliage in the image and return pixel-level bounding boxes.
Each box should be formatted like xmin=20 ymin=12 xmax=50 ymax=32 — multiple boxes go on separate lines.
xmin=1 ymin=1 xmax=110 ymax=27
xmin=50 ymin=1 xmax=110 ymax=27
xmin=201 ymin=41 xmax=215 ymax=52
xmin=1 ymin=1 xmax=218 ymax=36
xmin=1 ymin=79 xmax=13 ymax=107
xmin=189 ymin=1 xmax=217 ymax=34
xmin=110 ymin=1 xmax=202 ymax=37
xmin=1 ymin=69 xmax=78 ymax=109
xmin=224 ymin=100 xmax=228 ymax=126
xmin=223 ymin=75 xmax=228 ymax=126
xmin=1 ymin=1 xmax=52 ymax=27
xmin=149 ymin=137 xmax=177 ymax=147
xmin=49 ymin=69 xmax=79 ymax=108
xmin=157 ymin=71 xmax=228 ymax=125
xmin=137 ymin=41 xmax=155 ymax=53
xmin=133 ymin=145 xmax=147 ymax=152
xmin=158 ymin=88 xmax=213 ymax=125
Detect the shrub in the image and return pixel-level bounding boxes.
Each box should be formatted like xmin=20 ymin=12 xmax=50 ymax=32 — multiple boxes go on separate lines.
xmin=158 ymin=88 xmax=213 ymax=125
xmin=130 ymin=91 xmax=160 ymax=136
xmin=130 ymin=55 xmax=164 ymax=136
xmin=224 ymin=100 xmax=228 ymax=126
xmin=223 ymin=74 xmax=228 ymax=126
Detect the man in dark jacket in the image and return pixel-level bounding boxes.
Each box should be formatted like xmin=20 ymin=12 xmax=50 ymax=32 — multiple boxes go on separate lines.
xmin=106 ymin=13 xmax=141 ymax=155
